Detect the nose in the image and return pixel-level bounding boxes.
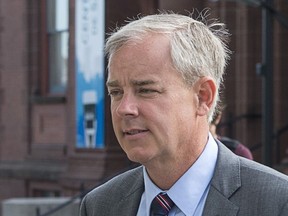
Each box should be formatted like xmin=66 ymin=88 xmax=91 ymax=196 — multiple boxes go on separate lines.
xmin=115 ymin=93 xmax=139 ymax=118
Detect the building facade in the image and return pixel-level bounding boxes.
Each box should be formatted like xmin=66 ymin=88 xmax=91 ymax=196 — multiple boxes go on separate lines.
xmin=0 ymin=0 xmax=287 ymax=212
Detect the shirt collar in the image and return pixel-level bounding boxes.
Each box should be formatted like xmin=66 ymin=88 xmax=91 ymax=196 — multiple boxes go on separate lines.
xmin=143 ymin=132 xmax=218 ymax=215
xmin=143 ymin=166 xmax=163 ymax=214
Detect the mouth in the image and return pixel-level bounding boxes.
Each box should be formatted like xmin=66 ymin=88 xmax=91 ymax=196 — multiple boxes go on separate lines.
xmin=123 ymin=129 xmax=149 ymax=136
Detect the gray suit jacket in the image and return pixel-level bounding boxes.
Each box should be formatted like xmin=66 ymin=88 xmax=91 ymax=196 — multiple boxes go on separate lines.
xmin=80 ymin=142 xmax=288 ymax=215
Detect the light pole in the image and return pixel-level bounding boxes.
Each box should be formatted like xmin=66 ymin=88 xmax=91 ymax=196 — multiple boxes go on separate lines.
xmin=254 ymin=0 xmax=288 ymax=166
xmin=259 ymin=0 xmax=274 ymax=167
xmin=241 ymin=0 xmax=274 ymax=167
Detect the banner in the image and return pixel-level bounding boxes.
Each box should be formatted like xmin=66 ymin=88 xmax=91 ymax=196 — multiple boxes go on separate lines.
xmin=75 ymin=0 xmax=105 ymax=148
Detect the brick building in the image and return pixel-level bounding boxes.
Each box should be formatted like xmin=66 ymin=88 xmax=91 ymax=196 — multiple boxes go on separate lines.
xmin=0 ymin=0 xmax=287 ymax=212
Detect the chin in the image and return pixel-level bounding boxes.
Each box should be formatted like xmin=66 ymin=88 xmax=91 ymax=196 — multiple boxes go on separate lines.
xmin=126 ymin=151 xmax=151 ymax=164
xmin=126 ymin=154 xmax=144 ymax=164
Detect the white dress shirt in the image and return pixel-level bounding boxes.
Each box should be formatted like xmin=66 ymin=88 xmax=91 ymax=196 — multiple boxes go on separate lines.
xmin=136 ymin=133 xmax=218 ymax=216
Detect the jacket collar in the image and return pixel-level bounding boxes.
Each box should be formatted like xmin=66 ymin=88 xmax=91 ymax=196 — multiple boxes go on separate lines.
xmin=114 ymin=141 xmax=242 ymax=216
xmin=113 ymin=166 xmax=144 ymax=215
xmin=203 ymin=140 xmax=241 ymax=216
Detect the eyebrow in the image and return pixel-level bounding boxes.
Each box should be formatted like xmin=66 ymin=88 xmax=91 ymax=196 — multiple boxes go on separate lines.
xmin=106 ymin=79 xmax=158 ymax=88
xmin=131 ymin=79 xmax=157 ymax=86
xmin=106 ymin=80 xmax=119 ymax=88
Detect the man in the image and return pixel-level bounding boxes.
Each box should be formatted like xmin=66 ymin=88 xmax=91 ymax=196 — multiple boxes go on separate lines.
xmin=80 ymin=12 xmax=288 ymax=216
xmin=210 ymin=111 xmax=254 ymax=160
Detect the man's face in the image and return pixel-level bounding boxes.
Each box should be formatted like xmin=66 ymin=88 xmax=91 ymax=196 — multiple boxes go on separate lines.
xmin=106 ymin=34 xmax=200 ymax=166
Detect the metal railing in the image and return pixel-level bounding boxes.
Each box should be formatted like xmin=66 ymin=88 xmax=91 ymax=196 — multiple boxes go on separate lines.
xmin=219 ymin=112 xmax=288 ymax=163
xmin=36 ymin=164 xmax=138 ymax=216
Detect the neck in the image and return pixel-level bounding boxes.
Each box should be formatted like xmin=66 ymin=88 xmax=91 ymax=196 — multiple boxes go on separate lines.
xmin=145 ymin=135 xmax=208 ymax=190
xmin=210 ymin=124 xmax=217 ymax=138
xmin=146 ymin=161 xmax=194 ymax=190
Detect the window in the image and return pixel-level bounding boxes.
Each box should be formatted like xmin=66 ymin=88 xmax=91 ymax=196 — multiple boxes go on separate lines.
xmin=42 ymin=0 xmax=69 ymax=95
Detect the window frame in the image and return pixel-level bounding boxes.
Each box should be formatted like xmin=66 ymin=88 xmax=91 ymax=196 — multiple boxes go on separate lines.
xmin=39 ymin=0 xmax=69 ymax=97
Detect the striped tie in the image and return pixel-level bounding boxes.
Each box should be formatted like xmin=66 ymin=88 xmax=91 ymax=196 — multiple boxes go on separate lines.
xmin=150 ymin=192 xmax=175 ymax=216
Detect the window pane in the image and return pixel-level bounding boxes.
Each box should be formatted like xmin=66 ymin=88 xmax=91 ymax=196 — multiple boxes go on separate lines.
xmin=48 ymin=32 xmax=69 ymax=93
xmin=47 ymin=0 xmax=69 ymax=32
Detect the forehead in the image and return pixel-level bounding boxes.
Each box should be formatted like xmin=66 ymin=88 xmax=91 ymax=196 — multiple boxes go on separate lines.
xmin=107 ymin=34 xmax=176 ymax=81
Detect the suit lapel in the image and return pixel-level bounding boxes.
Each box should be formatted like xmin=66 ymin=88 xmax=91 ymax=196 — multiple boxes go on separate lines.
xmin=114 ymin=186 xmax=144 ymax=215
xmin=203 ymin=186 xmax=239 ymax=216
xmin=111 ymin=166 xmax=145 ymax=216
xmin=203 ymin=141 xmax=241 ymax=216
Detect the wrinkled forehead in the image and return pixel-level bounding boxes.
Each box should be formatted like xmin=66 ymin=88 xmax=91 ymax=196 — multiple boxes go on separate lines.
xmin=105 ymin=34 xmax=187 ymax=89
xmin=107 ymin=33 xmax=172 ymax=73
xmin=106 ymin=32 xmax=171 ymax=68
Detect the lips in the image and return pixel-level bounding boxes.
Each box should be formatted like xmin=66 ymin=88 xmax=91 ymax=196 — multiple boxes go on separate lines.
xmin=123 ymin=129 xmax=148 ymax=135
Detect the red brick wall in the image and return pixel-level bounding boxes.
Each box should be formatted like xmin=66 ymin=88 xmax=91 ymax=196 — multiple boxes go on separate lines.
xmin=0 ymin=0 xmax=29 ymax=161
xmin=0 ymin=0 xmax=287 ymax=209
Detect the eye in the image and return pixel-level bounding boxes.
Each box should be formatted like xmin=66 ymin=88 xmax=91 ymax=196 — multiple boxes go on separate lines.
xmin=108 ymin=89 xmax=123 ymax=98
xmin=138 ymin=88 xmax=159 ymax=96
xmin=139 ymin=88 xmax=157 ymax=94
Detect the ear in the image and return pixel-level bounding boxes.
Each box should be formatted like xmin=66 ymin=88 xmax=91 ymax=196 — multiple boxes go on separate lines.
xmin=195 ymin=77 xmax=217 ymax=116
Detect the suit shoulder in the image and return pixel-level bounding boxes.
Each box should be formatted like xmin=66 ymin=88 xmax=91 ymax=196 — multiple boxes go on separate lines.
xmin=79 ymin=166 xmax=143 ymax=215
xmin=218 ymin=141 xmax=288 ymax=184
xmin=84 ymin=165 xmax=143 ymax=201
xmin=239 ymin=158 xmax=288 ymax=189
xmin=240 ymin=158 xmax=288 ymax=179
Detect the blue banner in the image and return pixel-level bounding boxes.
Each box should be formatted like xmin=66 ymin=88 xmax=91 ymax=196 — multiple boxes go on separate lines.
xmin=75 ymin=0 xmax=105 ymax=148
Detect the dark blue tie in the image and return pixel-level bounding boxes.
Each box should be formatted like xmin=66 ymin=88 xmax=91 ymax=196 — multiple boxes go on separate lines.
xmin=150 ymin=192 xmax=175 ymax=216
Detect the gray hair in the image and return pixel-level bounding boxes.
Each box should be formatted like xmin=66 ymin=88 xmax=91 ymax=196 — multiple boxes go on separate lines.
xmin=105 ymin=11 xmax=231 ymax=122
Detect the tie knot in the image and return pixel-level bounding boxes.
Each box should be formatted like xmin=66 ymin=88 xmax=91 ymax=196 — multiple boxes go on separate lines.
xmin=150 ymin=192 xmax=175 ymax=216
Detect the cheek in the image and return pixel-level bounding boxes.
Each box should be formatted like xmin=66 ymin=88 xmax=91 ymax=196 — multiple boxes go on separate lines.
xmin=148 ymin=110 xmax=178 ymax=142
xmin=171 ymin=104 xmax=197 ymax=135
xmin=110 ymin=103 xmax=120 ymax=122
xmin=110 ymin=112 xmax=122 ymax=138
